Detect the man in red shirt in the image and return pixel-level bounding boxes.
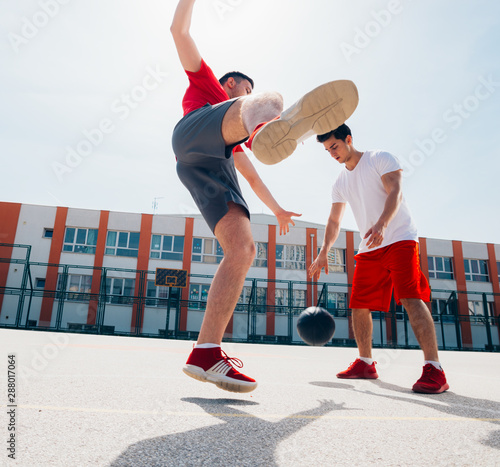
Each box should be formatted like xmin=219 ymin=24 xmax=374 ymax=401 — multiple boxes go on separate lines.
xmin=171 ymin=0 xmax=357 ymax=393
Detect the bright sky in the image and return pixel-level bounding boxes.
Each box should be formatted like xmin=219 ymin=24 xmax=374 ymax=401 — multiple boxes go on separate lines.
xmin=1 ymin=0 xmax=499 ymax=244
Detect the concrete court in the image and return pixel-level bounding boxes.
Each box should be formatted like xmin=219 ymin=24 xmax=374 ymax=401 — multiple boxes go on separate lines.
xmin=0 ymin=329 xmax=499 ymax=467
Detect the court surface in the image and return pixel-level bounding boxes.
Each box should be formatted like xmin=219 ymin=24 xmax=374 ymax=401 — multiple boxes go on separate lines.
xmin=1 ymin=328 xmax=499 ymax=466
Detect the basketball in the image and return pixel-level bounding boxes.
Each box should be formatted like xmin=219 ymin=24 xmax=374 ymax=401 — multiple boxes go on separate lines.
xmin=296 ymin=307 xmax=335 ymax=346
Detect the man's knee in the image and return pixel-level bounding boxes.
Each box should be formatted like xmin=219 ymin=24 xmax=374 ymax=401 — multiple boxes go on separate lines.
xmin=240 ymin=239 xmax=256 ymax=264
xmin=242 ymin=91 xmax=283 ymax=112
xmin=259 ymin=91 xmax=283 ymax=114
xmin=400 ymin=298 xmax=425 ymax=311
xmin=352 ymin=308 xmax=371 ymax=315
xmin=266 ymin=91 xmax=284 ymax=110
xmin=225 ymin=238 xmax=255 ymax=265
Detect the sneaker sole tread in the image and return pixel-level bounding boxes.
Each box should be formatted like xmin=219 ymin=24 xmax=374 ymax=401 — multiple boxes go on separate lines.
xmin=412 ymin=382 xmax=449 ymax=394
xmin=183 ymin=365 xmax=257 ymax=394
xmin=252 ymin=80 xmax=359 ymax=165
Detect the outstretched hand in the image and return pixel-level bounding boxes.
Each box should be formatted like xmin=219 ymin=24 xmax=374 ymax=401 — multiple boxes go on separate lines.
xmin=276 ymin=210 xmax=302 ymax=236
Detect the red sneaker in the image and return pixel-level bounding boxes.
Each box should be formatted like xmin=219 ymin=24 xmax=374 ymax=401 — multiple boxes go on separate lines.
xmin=183 ymin=347 xmax=258 ymax=393
xmin=412 ymin=364 xmax=449 ymax=394
xmin=336 ymin=358 xmax=379 ymax=379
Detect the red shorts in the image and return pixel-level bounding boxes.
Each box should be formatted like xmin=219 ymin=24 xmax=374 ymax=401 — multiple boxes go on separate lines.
xmin=350 ymin=240 xmax=431 ymax=312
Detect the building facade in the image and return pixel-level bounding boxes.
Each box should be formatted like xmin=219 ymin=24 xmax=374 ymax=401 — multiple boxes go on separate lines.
xmin=0 ymin=201 xmax=499 ymax=351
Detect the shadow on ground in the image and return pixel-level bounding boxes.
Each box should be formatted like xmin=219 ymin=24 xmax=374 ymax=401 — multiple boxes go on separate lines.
xmin=310 ymin=379 xmax=500 ymax=450
xmin=109 ymin=397 xmax=351 ymax=466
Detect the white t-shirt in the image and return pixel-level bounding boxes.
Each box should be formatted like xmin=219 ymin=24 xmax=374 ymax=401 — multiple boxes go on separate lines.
xmin=331 ymin=150 xmax=418 ymax=254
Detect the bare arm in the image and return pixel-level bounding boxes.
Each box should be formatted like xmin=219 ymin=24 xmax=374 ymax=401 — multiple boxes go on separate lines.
xmin=308 ymin=203 xmax=346 ymax=280
xmin=170 ymin=0 xmax=202 ymax=72
xmin=364 ymin=169 xmax=403 ymax=249
xmin=234 ymin=150 xmax=302 ymax=235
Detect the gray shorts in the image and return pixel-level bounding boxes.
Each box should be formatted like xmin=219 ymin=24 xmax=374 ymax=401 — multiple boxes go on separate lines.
xmin=172 ymin=99 xmax=250 ymax=233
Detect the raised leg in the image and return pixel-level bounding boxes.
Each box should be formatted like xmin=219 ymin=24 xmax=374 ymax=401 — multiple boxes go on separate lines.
xmin=196 ymin=202 xmax=256 ymax=344
xmin=221 ymin=92 xmax=284 ymax=146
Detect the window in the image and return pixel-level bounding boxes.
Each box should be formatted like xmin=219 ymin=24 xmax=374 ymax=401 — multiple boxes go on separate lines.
xmin=468 ymin=300 xmax=494 ymax=317
xmin=63 ymin=228 xmax=98 ymax=254
xmin=150 ymin=235 xmax=184 ymax=261
xmin=145 ymin=281 xmax=175 ymax=307
xmin=327 ymin=248 xmax=346 ymax=273
xmin=56 ymin=274 xmax=92 ymax=302
xmin=105 ymin=277 xmax=135 ymax=304
xmin=189 ymin=283 xmax=211 ymax=309
xmin=428 ymin=256 xmax=454 ymax=280
xmin=236 ymin=286 xmax=267 ymax=312
xmin=275 ymin=288 xmax=306 ymax=312
xmin=497 ymin=262 xmax=500 ymax=282
xmin=464 ymin=259 xmax=489 ymax=282
xmin=327 ymin=292 xmax=347 ymax=310
xmin=43 ymin=228 xmax=53 ymax=239
xmin=192 ymin=238 xmax=223 ymax=264
xmin=105 ymin=231 xmax=140 ymax=257
xmin=252 ymin=242 xmax=268 ymax=268
xmin=293 ymin=290 xmax=306 ymax=309
xmin=276 ymin=245 xmax=305 ymax=270
xmin=431 ymin=299 xmax=455 ymax=322
xmin=35 ymin=278 xmax=46 ymax=289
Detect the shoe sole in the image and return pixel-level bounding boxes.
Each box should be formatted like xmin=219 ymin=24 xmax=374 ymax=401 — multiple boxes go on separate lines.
xmin=252 ymin=80 xmax=359 ymax=165
xmin=183 ymin=365 xmax=258 ymax=393
xmin=336 ymin=373 xmax=379 ymax=379
xmin=412 ymin=383 xmax=449 ymax=394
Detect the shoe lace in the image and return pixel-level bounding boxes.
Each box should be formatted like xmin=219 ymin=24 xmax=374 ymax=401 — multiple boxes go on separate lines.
xmin=348 ymin=359 xmax=376 ymax=369
xmin=217 ymin=350 xmax=244 ymax=370
xmin=421 ymin=364 xmax=439 ymax=382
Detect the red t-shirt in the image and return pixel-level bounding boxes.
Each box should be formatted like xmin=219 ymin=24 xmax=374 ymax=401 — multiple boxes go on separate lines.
xmin=181 ymin=59 xmax=245 ymax=154
xmin=182 ymin=59 xmax=229 ymax=116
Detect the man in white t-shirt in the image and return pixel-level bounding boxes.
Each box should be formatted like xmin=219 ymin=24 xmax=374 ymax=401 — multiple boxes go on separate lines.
xmin=309 ymin=124 xmax=449 ymax=394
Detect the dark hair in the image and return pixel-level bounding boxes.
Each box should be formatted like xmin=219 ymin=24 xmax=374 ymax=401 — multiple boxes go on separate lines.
xmin=317 ymin=124 xmax=352 ymax=143
xmin=219 ymin=72 xmax=254 ymax=89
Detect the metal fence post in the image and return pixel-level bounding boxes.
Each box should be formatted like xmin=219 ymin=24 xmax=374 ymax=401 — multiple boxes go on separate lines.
xmin=483 ymin=293 xmax=493 ymax=350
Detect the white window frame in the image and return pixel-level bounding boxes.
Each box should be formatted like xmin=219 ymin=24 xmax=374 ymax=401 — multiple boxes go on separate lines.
xmin=428 ymin=256 xmax=454 ymax=280
xmin=319 ymin=247 xmax=346 ymax=273
xmin=327 ymin=291 xmax=347 ymax=310
xmin=468 ymin=300 xmax=494 ymax=317
xmin=464 ymin=259 xmax=489 ymax=282
xmin=63 ymin=227 xmax=98 ymax=254
xmin=105 ymin=277 xmax=136 ymax=304
xmin=276 ymin=244 xmax=305 ymax=270
xmin=192 ymin=238 xmax=224 ymax=264
xmin=150 ymin=235 xmax=184 ymax=261
xmin=105 ymin=231 xmax=140 ymax=257
xmin=189 ymin=283 xmax=211 ymax=309
xmin=431 ymin=298 xmax=455 ymax=322
xmin=57 ymin=274 xmax=92 ymax=302
xmin=275 ymin=288 xmax=306 ymax=313
xmin=252 ymin=242 xmax=268 ymax=268
xmin=145 ymin=280 xmax=172 ymax=307
xmin=237 ymin=286 xmax=267 ymax=312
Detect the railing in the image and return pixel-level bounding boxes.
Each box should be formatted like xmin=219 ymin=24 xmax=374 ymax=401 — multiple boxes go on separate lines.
xmin=0 ymin=245 xmax=499 ymax=351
